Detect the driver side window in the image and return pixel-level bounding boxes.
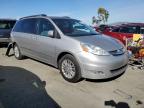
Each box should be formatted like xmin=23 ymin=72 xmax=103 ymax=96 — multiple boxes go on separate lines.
xmin=38 ymin=18 xmax=54 ymax=37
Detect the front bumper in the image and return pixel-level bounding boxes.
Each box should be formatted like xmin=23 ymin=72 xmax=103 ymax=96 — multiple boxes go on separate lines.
xmin=76 ymin=52 xmax=128 ymax=79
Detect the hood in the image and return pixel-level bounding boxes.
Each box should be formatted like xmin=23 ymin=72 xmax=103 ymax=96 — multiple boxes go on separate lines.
xmin=73 ymin=34 xmax=123 ymax=51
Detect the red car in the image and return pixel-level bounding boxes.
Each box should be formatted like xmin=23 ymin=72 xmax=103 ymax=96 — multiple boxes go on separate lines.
xmin=97 ymin=23 xmax=144 ymax=44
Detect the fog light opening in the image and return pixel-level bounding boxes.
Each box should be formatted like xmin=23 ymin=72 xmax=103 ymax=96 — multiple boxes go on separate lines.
xmin=94 ymin=71 xmax=104 ymax=74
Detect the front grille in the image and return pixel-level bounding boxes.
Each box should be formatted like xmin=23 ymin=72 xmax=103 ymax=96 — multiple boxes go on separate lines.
xmin=111 ymin=64 xmax=127 ymax=73
xmin=109 ymin=48 xmax=125 ymax=56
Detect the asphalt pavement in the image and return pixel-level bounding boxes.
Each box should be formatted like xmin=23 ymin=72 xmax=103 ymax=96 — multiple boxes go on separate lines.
xmin=0 ymin=47 xmax=144 ymax=108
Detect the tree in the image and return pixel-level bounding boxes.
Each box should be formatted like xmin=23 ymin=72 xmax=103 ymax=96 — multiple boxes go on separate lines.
xmin=105 ymin=10 xmax=109 ymax=22
xmin=97 ymin=7 xmax=109 ymax=24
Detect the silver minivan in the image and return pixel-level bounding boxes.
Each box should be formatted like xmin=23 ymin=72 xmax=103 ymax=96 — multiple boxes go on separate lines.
xmin=11 ymin=14 xmax=128 ymax=82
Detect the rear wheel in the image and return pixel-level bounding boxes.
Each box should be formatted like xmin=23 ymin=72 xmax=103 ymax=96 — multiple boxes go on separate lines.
xmin=13 ymin=44 xmax=23 ymax=60
xmin=59 ymin=54 xmax=81 ymax=83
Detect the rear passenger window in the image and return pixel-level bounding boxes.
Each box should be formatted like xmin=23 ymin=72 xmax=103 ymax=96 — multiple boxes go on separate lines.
xmin=112 ymin=28 xmax=120 ymax=32
xmin=13 ymin=18 xmax=37 ymax=34
xmin=120 ymin=26 xmax=138 ymax=33
xmin=38 ymin=18 xmax=54 ymax=37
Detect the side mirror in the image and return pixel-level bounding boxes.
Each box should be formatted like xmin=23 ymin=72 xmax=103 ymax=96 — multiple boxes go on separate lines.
xmin=48 ymin=30 xmax=54 ymax=38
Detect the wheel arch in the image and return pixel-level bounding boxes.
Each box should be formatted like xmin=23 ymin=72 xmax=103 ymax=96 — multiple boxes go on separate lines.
xmin=11 ymin=42 xmax=17 ymax=48
xmin=56 ymin=51 xmax=82 ymax=68
xmin=57 ymin=52 xmax=72 ymax=68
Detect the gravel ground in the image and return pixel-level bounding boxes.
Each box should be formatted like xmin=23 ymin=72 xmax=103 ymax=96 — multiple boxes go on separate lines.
xmin=0 ymin=47 xmax=144 ymax=108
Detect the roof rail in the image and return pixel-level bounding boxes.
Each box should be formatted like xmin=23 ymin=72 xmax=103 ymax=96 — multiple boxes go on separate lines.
xmin=62 ymin=16 xmax=71 ymax=18
xmin=20 ymin=14 xmax=47 ymax=19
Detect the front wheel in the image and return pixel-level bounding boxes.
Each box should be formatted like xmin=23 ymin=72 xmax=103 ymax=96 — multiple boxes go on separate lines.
xmin=13 ymin=44 xmax=23 ymax=60
xmin=59 ymin=54 xmax=81 ymax=83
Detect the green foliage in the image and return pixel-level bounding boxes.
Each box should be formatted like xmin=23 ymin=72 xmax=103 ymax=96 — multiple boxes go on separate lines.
xmin=97 ymin=7 xmax=109 ymax=24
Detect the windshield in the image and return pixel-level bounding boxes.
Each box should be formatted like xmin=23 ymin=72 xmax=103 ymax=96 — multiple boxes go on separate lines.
xmin=52 ymin=19 xmax=98 ymax=37
xmin=0 ymin=20 xmax=16 ymax=29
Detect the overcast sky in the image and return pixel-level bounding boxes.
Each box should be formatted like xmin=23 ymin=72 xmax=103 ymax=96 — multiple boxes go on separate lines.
xmin=0 ymin=0 xmax=143 ymax=24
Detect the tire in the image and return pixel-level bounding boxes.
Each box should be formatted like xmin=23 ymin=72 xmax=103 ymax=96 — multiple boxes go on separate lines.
xmin=13 ymin=44 xmax=23 ymax=60
xmin=59 ymin=54 xmax=81 ymax=83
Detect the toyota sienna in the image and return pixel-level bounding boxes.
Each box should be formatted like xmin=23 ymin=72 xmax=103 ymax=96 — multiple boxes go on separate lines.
xmin=11 ymin=14 xmax=128 ymax=82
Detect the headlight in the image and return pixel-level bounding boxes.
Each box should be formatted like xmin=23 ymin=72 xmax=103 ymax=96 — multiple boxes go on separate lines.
xmin=80 ymin=43 xmax=110 ymax=56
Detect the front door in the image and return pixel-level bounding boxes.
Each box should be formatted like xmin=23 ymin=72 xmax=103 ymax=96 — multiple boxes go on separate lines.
xmin=35 ymin=18 xmax=56 ymax=65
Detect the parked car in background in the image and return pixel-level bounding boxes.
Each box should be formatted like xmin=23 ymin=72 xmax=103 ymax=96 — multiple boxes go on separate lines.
xmin=0 ymin=19 xmax=16 ymax=44
xmin=11 ymin=14 xmax=128 ymax=83
xmin=95 ymin=24 xmax=109 ymax=33
xmin=99 ymin=23 xmax=144 ymax=44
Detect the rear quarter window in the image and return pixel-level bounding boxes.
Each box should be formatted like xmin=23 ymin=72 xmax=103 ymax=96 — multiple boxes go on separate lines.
xmin=13 ymin=18 xmax=37 ymax=34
